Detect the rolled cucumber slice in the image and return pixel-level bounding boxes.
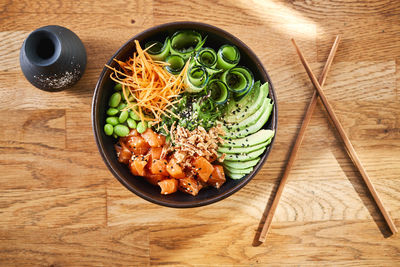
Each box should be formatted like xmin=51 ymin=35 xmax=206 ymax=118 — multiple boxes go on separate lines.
xmin=170 ymin=30 xmax=205 ymax=60
xmin=145 ymin=37 xmax=171 ymax=61
xmin=216 ymin=44 xmax=240 ymax=70
xmin=184 ymin=65 xmax=209 ymax=93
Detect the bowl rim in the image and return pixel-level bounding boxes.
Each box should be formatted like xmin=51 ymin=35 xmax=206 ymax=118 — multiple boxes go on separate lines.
xmin=92 ymin=21 xmax=278 ymax=208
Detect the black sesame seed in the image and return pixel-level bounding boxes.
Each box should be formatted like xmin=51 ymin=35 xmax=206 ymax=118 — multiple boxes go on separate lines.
xmin=228 ymin=147 xmax=232 ymax=150
xmin=188 ymin=182 xmax=191 ymax=186
xmin=159 ymin=170 xmax=162 ymax=173
xmin=246 ymin=138 xmax=248 ymax=142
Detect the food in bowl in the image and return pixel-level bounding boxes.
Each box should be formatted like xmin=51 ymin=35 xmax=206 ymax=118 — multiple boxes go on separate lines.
xmin=102 ymin=30 xmax=274 ymax=196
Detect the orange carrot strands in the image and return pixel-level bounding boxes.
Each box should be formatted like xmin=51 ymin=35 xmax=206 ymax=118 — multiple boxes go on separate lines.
xmin=106 ymin=40 xmax=187 ymax=125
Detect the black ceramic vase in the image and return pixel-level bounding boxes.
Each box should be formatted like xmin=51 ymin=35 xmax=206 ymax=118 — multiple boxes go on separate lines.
xmin=20 ymin=25 xmax=87 ymax=91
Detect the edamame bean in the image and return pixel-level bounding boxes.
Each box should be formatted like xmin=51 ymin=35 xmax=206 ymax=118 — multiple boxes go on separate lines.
xmin=104 ymin=124 xmax=114 ymax=136
xmin=117 ymin=103 xmax=127 ymax=111
xmin=113 ymin=133 xmax=118 ymax=139
xmin=108 ymin=92 xmax=121 ymax=107
xmin=119 ymin=110 xmax=129 ymax=123
xmin=106 ymin=116 xmax=119 ymax=126
xmin=114 ymin=83 xmax=122 ymax=91
xmin=136 ymin=121 xmax=147 ymax=134
xmin=114 ymin=124 xmax=130 ymax=137
xmin=129 ymin=110 xmax=141 ymax=121
xmin=127 ymin=118 xmax=137 ymax=129
xmin=106 ymin=108 xmax=119 ymax=116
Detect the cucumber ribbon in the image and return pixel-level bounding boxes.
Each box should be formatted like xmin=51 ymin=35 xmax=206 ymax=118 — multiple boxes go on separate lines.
xmin=216 ymin=44 xmax=240 ymax=70
xmin=221 ymin=66 xmax=254 ymax=100
xmin=170 ymin=30 xmax=206 ymax=60
xmin=145 ymin=37 xmax=171 ymax=61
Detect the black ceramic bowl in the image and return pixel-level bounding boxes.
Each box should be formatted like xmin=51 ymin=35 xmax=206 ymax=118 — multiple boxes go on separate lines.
xmin=92 ymin=22 xmax=277 ymax=208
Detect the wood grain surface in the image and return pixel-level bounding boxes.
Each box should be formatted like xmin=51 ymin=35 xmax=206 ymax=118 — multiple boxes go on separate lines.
xmin=1 ymin=0 xmax=399 ymax=266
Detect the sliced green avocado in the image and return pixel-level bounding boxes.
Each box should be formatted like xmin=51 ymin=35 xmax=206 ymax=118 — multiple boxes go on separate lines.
xmin=222 ymin=129 xmax=275 ymax=148
xmin=222 ymin=147 xmax=266 ymax=162
xmin=226 ymin=173 xmax=245 ymax=180
xmin=224 ymin=81 xmax=259 ymax=115
xmin=226 ymin=101 xmax=273 ymax=138
xmin=223 ymin=82 xmax=267 ymax=123
xmin=223 ymin=97 xmax=269 ymax=132
xmin=223 ymin=157 xmax=260 ymax=169
xmin=224 ymin=166 xmax=253 ymax=174
xmin=218 ymin=139 xmax=268 ymax=154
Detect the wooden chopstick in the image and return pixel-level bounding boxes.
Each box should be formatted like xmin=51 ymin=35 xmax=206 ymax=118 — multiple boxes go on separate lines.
xmin=291 ymin=38 xmax=398 ymax=235
xmin=258 ymin=36 xmax=341 ymax=243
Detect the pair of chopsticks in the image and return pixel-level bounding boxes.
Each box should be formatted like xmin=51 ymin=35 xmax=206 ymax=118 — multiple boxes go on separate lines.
xmin=258 ymin=36 xmax=397 ymax=243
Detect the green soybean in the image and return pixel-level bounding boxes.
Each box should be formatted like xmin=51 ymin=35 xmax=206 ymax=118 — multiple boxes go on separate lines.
xmin=104 ymin=124 xmax=113 ymax=136
xmin=108 ymin=92 xmax=121 ymax=107
xmin=106 ymin=108 xmax=119 ymax=116
xmin=114 ymin=124 xmax=130 ymax=137
xmin=114 ymin=83 xmax=122 ymax=91
xmin=129 ymin=110 xmax=141 ymax=121
xmin=113 ymin=133 xmax=118 ymax=139
xmin=117 ymin=103 xmax=127 ymax=111
xmin=106 ymin=117 xmax=119 ymax=126
xmin=136 ymin=121 xmax=147 ymax=134
xmin=119 ymin=110 xmax=129 ymax=123
xmin=127 ymin=118 xmax=137 ymax=129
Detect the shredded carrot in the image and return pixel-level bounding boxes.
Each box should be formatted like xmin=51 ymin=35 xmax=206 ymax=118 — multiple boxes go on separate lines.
xmin=106 ymin=40 xmax=189 ymax=125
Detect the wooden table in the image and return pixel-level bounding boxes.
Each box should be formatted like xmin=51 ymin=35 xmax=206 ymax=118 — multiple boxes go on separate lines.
xmin=1 ymin=1 xmax=399 ymax=266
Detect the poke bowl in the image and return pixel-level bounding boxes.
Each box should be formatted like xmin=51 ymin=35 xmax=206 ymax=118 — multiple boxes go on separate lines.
xmin=92 ymin=21 xmax=277 ymax=208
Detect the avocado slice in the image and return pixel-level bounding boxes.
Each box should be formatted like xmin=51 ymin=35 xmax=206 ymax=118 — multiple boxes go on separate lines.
xmin=223 ymin=82 xmax=268 ymax=123
xmin=222 ymin=147 xmax=266 ymax=162
xmin=226 ymin=101 xmax=273 ymax=138
xmin=223 ymin=97 xmax=270 ymax=132
xmin=226 ymin=173 xmax=246 ymax=180
xmin=223 ymin=157 xmax=260 ymax=169
xmin=222 ymin=129 xmax=274 ymax=148
xmin=218 ymin=139 xmax=269 ymax=154
xmin=224 ymin=81 xmax=260 ymax=115
xmin=224 ymin=166 xmax=253 ymax=174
